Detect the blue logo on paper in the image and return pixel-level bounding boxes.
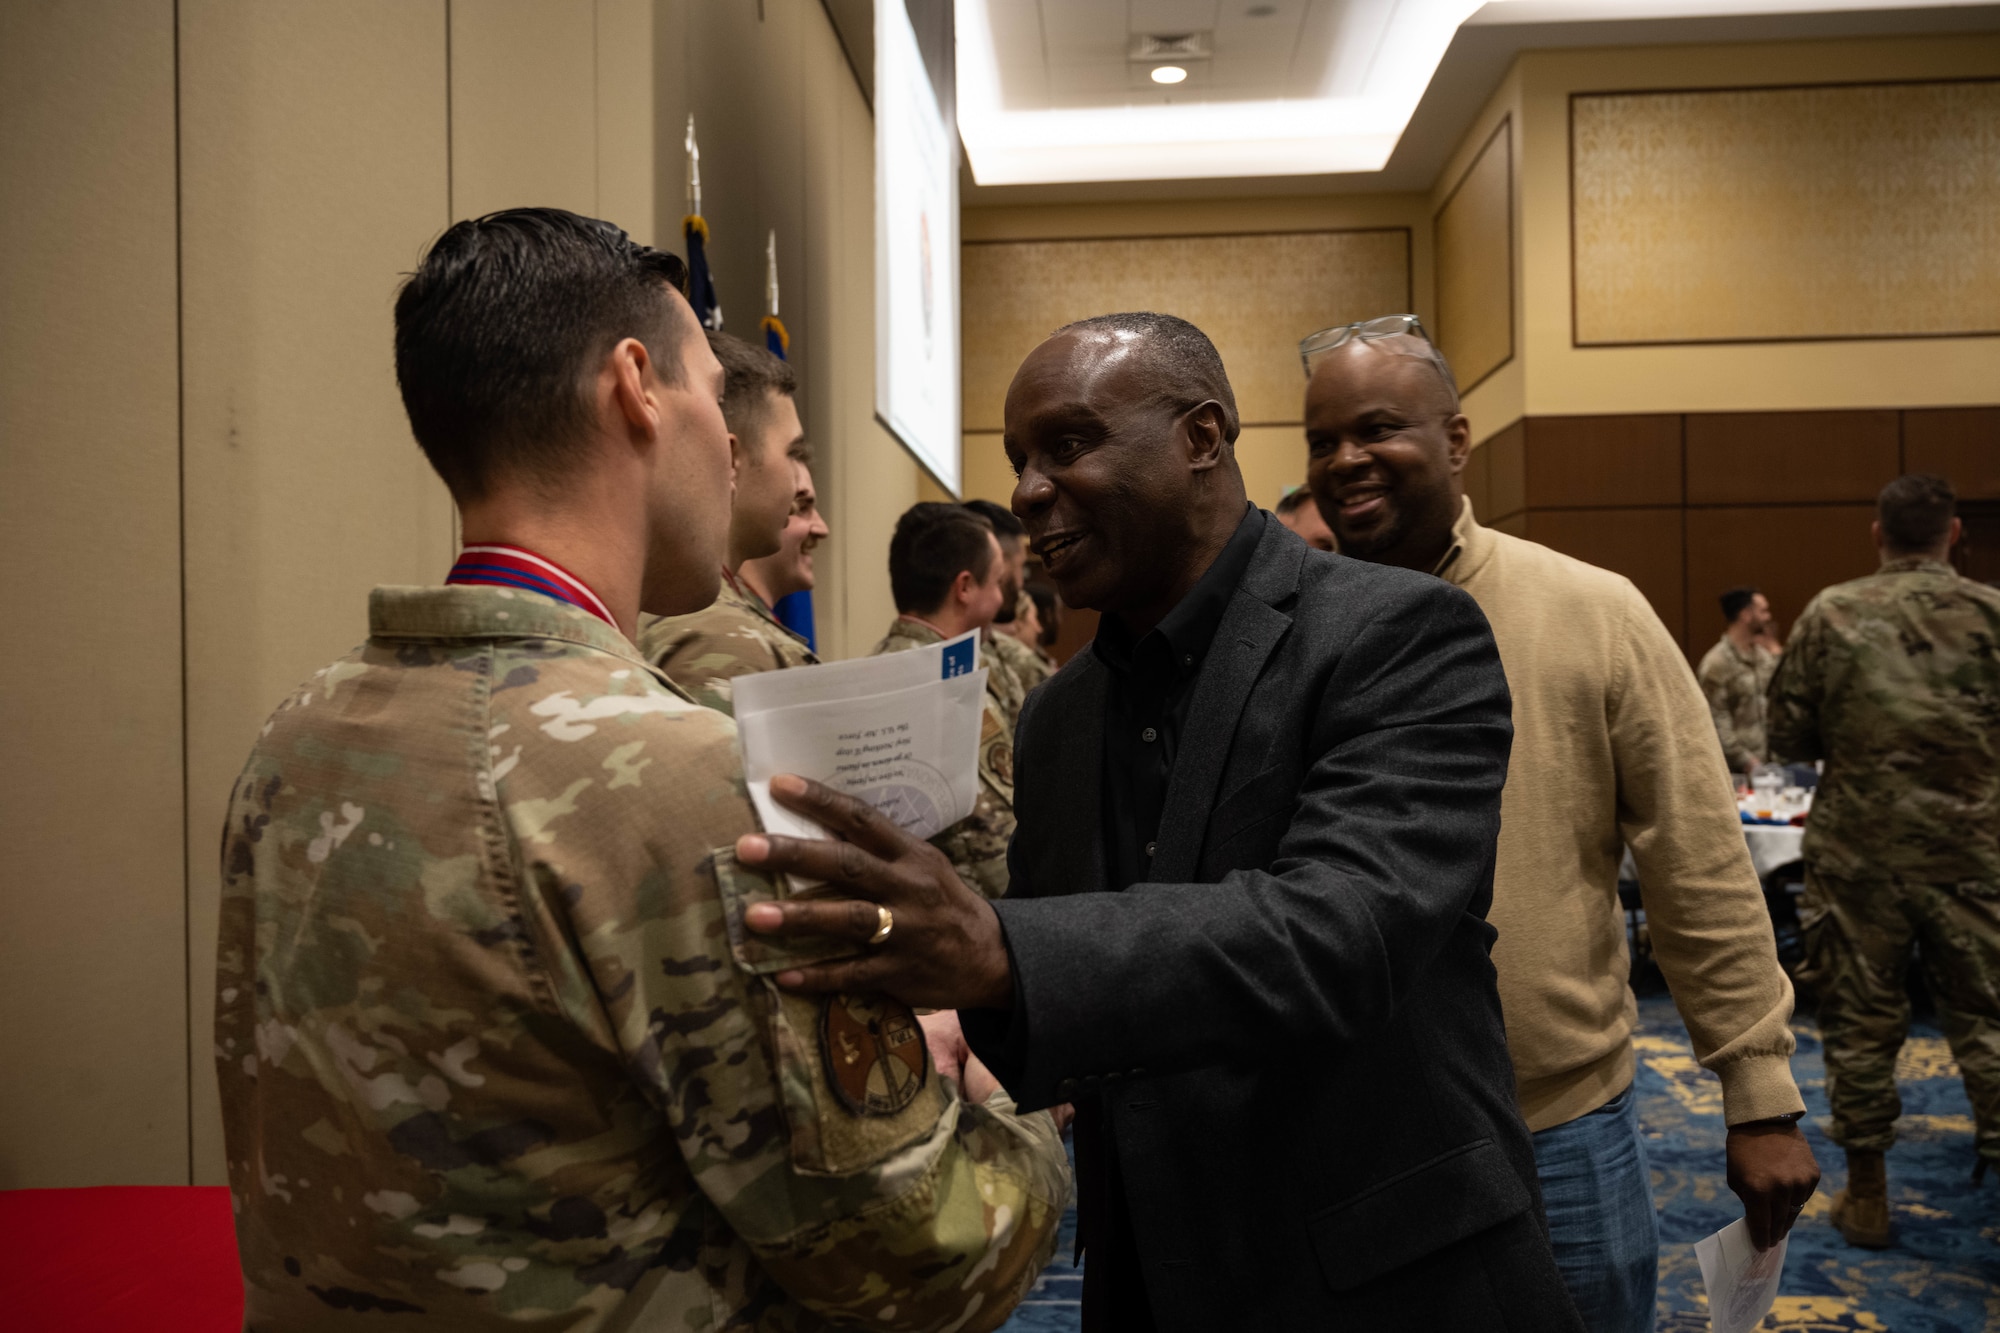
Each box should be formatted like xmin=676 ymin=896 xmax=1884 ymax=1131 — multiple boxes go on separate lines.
xmin=940 ymin=638 xmax=976 ymax=679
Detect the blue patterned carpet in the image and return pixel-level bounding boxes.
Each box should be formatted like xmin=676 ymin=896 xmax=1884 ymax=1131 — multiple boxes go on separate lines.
xmin=998 ymin=993 xmax=2000 ymax=1331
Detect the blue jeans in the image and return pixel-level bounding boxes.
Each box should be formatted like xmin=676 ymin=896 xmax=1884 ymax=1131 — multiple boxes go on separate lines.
xmin=1531 ymin=1086 xmax=1659 ymax=1333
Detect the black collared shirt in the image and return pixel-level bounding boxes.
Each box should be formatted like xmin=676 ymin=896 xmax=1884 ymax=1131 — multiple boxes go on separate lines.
xmin=1094 ymin=504 xmax=1265 ymax=893
xmin=1077 ymin=504 xmax=1263 ymax=1332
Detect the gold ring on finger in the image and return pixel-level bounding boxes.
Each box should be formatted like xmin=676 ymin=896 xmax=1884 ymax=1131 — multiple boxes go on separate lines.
xmin=868 ymin=905 xmax=893 ymax=947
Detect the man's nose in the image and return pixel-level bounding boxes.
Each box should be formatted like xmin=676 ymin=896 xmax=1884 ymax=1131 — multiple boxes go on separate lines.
xmin=1321 ymin=437 xmax=1372 ymax=476
xmin=1012 ymin=465 xmax=1054 ymax=519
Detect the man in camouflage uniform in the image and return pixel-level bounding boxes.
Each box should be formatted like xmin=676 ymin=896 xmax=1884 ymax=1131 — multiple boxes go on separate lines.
xmin=1697 ymin=584 xmax=1781 ymax=774
xmin=1768 ymin=472 xmax=2000 ymax=1249
xmin=963 ymin=499 xmax=1038 ymax=730
xmin=994 ymin=590 xmax=1056 ymax=693
xmin=872 ymin=503 xmax=1018 ymax=900
xmin=640 ymin=332 xmax=820 ymax=714
xmin=214 ymin=208 xmax=1067 ymax=1330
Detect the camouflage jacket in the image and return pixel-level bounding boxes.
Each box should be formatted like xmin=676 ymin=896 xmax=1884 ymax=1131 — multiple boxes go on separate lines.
xmin=871 ymin=618 xmax=1017 ymax=900
xmin=1696 ymin=635 xmax=1779 ymax=773
xmin=638 ymin=574 xmax=818 ymax=717
xmin=988 ymin=630 xmax=1054 ymax=702
xmin=214 ymin=584 xmax=1067 ymax=1331
xmin=1767 ymin=557 xmax=2000 ymax=890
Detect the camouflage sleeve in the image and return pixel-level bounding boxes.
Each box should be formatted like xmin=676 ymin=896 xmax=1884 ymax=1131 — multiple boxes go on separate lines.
xmin=502 ymin=693 xmax=1067 ymax=1329
xmin=1765 ymin=600 xmax=1827 ymax=764
xmin=637 ymin=625 xmax=777 ymax=718
xmin=1695 ymin=654 xmax=1752 ymax=773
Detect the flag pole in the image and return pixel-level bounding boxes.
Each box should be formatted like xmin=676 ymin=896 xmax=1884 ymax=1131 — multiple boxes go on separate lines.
xmin=761 ymin=229 xmax=789 ymax=359
xmin=682 ymin=115 xmax=722 ymax=330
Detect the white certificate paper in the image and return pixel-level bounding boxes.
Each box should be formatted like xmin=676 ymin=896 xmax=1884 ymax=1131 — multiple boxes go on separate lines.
xmin=733 ymin=630 xmax=984 ymax=845
xmin=1695 ymin=1218 xmax=1788 ymax=1333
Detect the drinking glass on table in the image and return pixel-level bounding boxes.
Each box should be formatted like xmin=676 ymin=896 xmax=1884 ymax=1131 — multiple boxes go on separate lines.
xmin=1749 ymin=764 xmax=1785 ymax=819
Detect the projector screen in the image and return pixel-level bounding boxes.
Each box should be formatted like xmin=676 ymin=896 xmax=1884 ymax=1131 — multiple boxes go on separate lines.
xmin=875 ymin=0 xmax=960 ymax=494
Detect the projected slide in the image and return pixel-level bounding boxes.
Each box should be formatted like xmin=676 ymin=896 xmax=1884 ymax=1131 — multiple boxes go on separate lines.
xmin=875 ymin=0 xmax=960 ymax=494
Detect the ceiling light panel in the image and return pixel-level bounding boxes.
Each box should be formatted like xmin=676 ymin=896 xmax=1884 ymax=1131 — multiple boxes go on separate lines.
xmin=960 ymin=0 xmax=1483 ymax=183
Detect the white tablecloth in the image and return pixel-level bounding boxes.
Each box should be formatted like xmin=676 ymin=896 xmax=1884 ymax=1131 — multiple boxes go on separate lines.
xmin=1620 ymin=824 xmax=1805 ymax=884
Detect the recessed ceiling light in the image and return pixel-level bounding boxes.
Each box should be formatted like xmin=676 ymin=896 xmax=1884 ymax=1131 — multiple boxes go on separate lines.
xmin=1151 ymin=65 xmax=1188 ymax=85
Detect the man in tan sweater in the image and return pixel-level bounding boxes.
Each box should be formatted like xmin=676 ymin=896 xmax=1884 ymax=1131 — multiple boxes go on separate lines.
xmin=1302 ymin=317 xmax=1818 ymax=1332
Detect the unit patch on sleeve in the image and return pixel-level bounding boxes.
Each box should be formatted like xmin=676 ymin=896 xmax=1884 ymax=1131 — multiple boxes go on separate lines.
xmin=820 ymin=993 xmax=928 ymax=1116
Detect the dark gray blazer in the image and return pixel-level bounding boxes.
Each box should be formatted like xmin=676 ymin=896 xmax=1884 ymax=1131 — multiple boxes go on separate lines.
xmin=971 ymin=518 xmax=1582 ymax=1332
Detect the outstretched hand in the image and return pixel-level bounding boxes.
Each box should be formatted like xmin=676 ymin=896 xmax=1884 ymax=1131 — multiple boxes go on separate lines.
xmin=737 ymin=775 xmax=1014 ymax=1012
xmin=1727 ymin=1120 xmax=1820 ymax=1250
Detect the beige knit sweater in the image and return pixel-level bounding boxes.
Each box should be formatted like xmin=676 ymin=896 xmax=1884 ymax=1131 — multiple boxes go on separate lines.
xmin=1437 ymin=499 xmax=1804 ymax=1132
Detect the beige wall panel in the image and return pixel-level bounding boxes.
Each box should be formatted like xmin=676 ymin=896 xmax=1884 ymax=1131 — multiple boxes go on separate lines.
xmin=1514 ymin=38 xmax=2000 ymax=417
xmin=794 ymin=0 xmax=912 ymax=659
xmin=1434 ymin=119 xmax=1514 ymax=394
xmin=451 ymin=0 xmax=597 ymax=221
xmin=1573 ymin=80 xmax=2000 ymax=346
xmin=961 ymin=230 xmax=1410 ymax=433
xmin=0 ymin=0 xmax=187 ymax=1189
xmin=596 ymin=0 xmax=656 ymax=244
xmin=961 ymin=432 xmax=1017 ymax=511
xmin=1237 ymin=424 xmax=1312 ymax=513
xmin=179 ymin=0 xmax=455 ymax=1183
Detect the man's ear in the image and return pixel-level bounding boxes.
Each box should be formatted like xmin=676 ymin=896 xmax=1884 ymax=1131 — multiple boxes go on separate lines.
xmin=1948 ymin=515 xmax=1964 ymax=550
xmin=951 ymin=567 xmax=978 ymax=607
xmin=1183 ymin=402 xmax=1229 ymax=474
xmin=1870 ymin=519 xmax=1885 ymax=555
xmin=1444 ymin=414 xmax=1472 ymax=474
xmin=608 ymin=336 xmax=662 ymax=449
xmin=727 ymin=430 xmax=744 ymax=480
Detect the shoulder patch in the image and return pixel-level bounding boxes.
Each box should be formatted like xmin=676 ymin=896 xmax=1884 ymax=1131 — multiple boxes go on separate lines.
xmin=820 ymin=994 xmax=928 ymax=1116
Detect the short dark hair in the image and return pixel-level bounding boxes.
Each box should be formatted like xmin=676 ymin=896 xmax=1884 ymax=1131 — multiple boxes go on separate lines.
xmin=1275 ymin=486 xmax=1315 ymax=518
xmin=394 ymin=208 xmax=691 ymax=500
xmin=889 ymin=503 xmax=996 ymax=615
xmin=708 ymin=331 xmax=807 ymax=461
xmin=1878 ymin=472 xmax=1956 ymax=552
xmin=1720 ymin=585 xmax=1760 ymax=623
xmin=1053 ymin=311 xmax=1241 ymax=445
xmin=962 ymin=497 xmax=1025 ymax=543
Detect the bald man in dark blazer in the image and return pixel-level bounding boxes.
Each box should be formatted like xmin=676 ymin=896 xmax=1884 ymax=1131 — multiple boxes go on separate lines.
xmin=736 ymin=313 xmax=1582 ymax=1333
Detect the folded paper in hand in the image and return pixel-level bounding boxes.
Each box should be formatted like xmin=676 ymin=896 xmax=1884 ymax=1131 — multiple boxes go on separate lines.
xmin=1694 ymin=1217 xmax=1787 ymax=1333
xmin=733 ymin=630 xmax=985 ymax=844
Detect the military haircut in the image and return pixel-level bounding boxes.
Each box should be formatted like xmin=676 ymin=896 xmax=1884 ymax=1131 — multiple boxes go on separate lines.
xmin=1720 ymin=585 xmax=1760 ymax=623
xmin=394 ymin=207 xmax=691 ymax=500
xmin=889 ymin=502 xmax=996 ymax=615
xmin=707 ymin=330 xmax=806 ymax=461
xmin=1055 ymin=310 xmax=1242 ymax=445
xmin=1878 ymin=472 xmax=1956 ymax=552
xmin=1275 ymin=485 xmax=1315 ymax=518
xmin=962 ymin=497 xmax=1025 ymax=543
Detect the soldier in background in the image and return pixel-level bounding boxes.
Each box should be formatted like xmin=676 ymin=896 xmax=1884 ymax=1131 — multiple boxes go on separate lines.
xmin=999 ymin=580 xmax=1061 ymax=685
xmin=639 ymin=332 xmax=819 ymax=713
xmin=1698 ymin=585 xmax=1781 ymax=774
xmin=1769 ymin=472 xmax=2000 ymax=1249
xmin=873 ymin=503 xmax=1018 ymax=899
xmin=963 ymin=498 xmax=1040 ymax=724
xmin=213 ymin=208 xmax=1067 ymax=1331
xmin=1275 ymin=483 xmax=1337 ymax=550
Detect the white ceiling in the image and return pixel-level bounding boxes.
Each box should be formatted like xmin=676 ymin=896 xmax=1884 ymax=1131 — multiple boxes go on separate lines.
xmin=957 ymin=0 xmax=2000 ymax=188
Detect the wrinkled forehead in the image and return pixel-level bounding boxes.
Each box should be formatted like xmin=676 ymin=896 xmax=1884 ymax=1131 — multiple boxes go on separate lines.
xmin=1307 ymin=334 xmax=1454 ymax=413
